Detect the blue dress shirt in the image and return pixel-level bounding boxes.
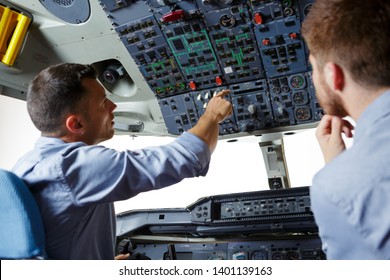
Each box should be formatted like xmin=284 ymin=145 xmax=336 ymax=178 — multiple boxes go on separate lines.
xmin=12 ymin=132 xmax=210 ymax=259
xmin=311 ymin=90 xmax=390 ymax=259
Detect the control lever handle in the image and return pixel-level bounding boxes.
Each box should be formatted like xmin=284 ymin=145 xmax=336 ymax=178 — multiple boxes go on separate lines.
xmin=164 ymin=243 xmax=177 ymax=260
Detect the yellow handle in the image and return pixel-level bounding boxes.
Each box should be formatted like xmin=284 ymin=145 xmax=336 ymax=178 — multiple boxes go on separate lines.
xmin=0 ymin=7 xmax=12 ymax=55
xmin=0 ymin=6 xmax=31 ymax=66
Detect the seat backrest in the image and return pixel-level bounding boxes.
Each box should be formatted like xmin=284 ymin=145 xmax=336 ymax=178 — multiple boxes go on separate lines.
xmin=0 ymin=169 xmax=46 ymax=259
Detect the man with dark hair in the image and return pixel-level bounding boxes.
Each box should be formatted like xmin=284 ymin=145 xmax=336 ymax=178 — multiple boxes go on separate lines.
xmin=13 ymin=63 xmax=232 ymax=259
xmin=302 ymin=0 xmax=390 ymax=259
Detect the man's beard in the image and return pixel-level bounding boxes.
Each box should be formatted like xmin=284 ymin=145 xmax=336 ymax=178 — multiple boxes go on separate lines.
xmin=317 ymin=74 xmax=348 ymax=118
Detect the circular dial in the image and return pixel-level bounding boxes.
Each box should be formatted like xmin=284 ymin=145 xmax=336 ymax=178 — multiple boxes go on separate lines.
xmin=220 ymin=14 xmax=236 ymax=28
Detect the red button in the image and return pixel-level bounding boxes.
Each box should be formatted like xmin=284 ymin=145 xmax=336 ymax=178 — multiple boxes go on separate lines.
xmin=215 ymin=76 xmax=223 ymax=86
xmin=289 ymin=32 xmax=297 ymax=39
xmin=254 ymin=13 xmax=263 ymax=24
xmin=162 ymin=10 xmax=185 ymax=23
xmin=189 ymin=81 xmax=196 ymax=90
xmin=262 ymin=38 xmax=271 ymax=46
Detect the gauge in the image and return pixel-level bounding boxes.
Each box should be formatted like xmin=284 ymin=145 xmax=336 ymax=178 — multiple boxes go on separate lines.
xmin=304 ymin=4 xmax=313 ymax=16
xmin=289 ymin=74 xmax=305 ymax=89
xmin=292 ymin=91 xmax=308 ymax=105
xmin=220 ymin=14 xmax=236 ymax=28
xmin=284 ymin=7 xmax=294 ymax=17
xmin=295 ymin=107 xmax=311 ymax=121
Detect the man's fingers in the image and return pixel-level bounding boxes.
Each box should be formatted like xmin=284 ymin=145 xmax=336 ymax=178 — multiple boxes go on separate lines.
xmin=331 ymin=116 xmax=343 ymax=139
xmin=341 ymin=119 xmax=354 ymax=138
xmin=316 ymin=114 xmax=333 ymax=138
xmin=215 ymin=89 xmax=230 ymax=98
xmin=316 ymin=115 xmax=354 ymax=139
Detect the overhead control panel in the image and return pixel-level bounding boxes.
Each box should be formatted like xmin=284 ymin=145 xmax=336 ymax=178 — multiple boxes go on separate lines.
xmin=99 ymin=0 xmax=321 ymax=137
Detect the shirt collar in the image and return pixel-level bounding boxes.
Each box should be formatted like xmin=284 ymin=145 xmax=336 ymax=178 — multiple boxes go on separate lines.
xmin=354 ymin=90 xmax=390 ymax=141
xmin=34 ymin=137 xmax=76 ymax=149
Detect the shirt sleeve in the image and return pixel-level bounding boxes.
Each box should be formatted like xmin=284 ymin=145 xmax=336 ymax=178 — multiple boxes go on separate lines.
xmin=59 ymin=132 xmax=211 ymax=205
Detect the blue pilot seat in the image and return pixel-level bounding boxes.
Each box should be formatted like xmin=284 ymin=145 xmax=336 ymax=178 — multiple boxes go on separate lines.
xmin=0 ymin=169 xmax=46 ymax=259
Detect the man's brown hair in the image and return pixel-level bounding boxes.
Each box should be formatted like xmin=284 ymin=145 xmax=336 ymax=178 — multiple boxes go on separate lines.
xmin=302 ymin=0 xmax=390 ymax=89
xmin=27 ymin=63 xmax=97 ymax=135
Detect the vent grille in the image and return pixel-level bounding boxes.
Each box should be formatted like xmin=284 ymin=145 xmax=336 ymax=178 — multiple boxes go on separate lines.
xmin=52 ymin=0 xmax=74 ymax=7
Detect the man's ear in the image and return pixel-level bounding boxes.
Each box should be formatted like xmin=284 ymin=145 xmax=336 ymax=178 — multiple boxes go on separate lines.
xmin=65 ymin=115 xmax=84 ymax=135
xmin=324 ymin=62 xmax=345 ymax=92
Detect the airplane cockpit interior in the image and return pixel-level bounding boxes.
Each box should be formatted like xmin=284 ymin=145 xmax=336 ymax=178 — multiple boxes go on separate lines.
xmin=1 ymin=0 xmax=326 ymax=260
